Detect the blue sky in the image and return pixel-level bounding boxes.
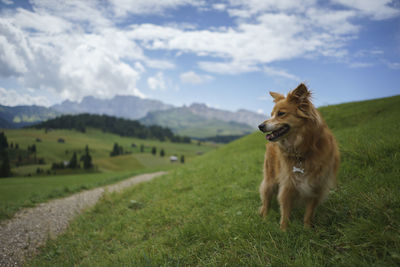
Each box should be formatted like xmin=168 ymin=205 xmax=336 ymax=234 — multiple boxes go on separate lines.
xmin=0 ymin=0 xmax=399 ymax=114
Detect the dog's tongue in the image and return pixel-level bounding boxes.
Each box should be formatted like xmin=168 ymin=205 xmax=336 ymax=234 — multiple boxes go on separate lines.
xmin=266 ymin=133 xmax=273 ymax=141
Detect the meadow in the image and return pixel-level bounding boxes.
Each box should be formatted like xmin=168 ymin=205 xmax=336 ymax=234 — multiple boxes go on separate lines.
xmin=0 ymin=128 xmax=217 ymax=220
xmin=29 ymin=95 xmax=400 ymax=266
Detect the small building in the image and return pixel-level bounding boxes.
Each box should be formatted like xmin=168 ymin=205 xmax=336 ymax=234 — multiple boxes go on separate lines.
xmin=170 ymin=155 xmax=178 ymax=163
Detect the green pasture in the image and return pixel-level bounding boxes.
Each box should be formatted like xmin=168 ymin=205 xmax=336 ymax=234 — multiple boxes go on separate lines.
xmin=30 ymin=95 xmax=400 ymax=266
xmin=4 ymin=128 xmax=216 ymax=175
xmin=0 ymin=128 xmax=217 ymax=220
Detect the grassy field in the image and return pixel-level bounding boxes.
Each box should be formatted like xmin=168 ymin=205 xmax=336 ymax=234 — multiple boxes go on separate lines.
xmin=4 ymin=128 xmax=216 ymax=175
xmin=0 ymin=128 xmax=217 ymax=220
xmin=28 ymin=95 xmax=400 ymax=266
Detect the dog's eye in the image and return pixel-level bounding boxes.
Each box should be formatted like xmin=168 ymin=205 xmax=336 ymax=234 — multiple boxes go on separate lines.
xmin=277 ymin=111 xmax=286 ymax=117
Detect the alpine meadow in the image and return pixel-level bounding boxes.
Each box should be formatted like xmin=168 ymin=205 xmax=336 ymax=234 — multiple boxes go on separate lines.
xmin=29 ymin=96 xmax=400 ymax=266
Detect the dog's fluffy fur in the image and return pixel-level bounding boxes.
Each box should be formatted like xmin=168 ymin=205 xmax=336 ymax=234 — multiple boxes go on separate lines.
xmin=258 ymin=83 xmax=339 ymax=230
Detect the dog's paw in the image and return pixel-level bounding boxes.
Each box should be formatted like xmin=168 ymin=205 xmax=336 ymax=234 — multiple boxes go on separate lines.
xmin=259 ymin=206 xmax=267 ymax=217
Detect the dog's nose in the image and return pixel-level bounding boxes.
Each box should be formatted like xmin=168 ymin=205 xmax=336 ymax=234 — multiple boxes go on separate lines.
xmin=258 ymin=123 xmax=266 ymax=132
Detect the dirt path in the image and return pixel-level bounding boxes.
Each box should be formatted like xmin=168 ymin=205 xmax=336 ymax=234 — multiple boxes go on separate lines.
xmin=0 ymin=171 xmax=166 ymax=267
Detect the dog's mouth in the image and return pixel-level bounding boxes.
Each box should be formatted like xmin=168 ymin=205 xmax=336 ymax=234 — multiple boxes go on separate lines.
xmin=266 ymin=124 xmax=290 ymax=141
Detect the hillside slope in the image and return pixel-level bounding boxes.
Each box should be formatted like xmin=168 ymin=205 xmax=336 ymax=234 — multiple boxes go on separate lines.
xmin=0 ymin=105 xmax=60 ymax=128
xmin=31 ymin=96 xmax=400 ymax=266
xmin=141 ymin=107 xmax=254 ymax=138
xmin=52 ymin=95 xmax=172 ymax=120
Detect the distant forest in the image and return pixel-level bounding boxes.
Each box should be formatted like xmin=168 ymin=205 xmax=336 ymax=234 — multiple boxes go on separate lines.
xmin=31 ymin=114 xmax=191 ymax=143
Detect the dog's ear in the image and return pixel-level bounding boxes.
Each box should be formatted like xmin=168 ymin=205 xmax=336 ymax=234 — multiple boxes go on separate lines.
xmin=269 ymin=92 xmax=285 ymax=103
xmin=287 ymin=83 xmax=311 ymax=103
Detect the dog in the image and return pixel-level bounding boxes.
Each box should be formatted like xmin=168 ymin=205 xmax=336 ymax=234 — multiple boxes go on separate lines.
xmin=258 ymin=83 xmax=339 ymax=230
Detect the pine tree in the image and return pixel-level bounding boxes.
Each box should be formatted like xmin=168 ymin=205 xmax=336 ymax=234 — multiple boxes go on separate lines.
xmin=151 ymin=146 xmax=157 ymax=155
xmin=82 ymin=145 xmax=93 ymax=169
xmin=180 ymin=155 xmax=185 ymax=164
xmin=0 ymin=132 xmax=8 ymax=151
xmin=69 ymin=152 xmax=79 ymax=169
xmin=0 ymin=151 xmax=11 ymax=178
xmin=160 ymin=149 xmax=165 ymax=157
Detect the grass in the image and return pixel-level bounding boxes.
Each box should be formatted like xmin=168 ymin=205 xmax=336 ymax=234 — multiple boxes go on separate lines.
xmin=0 ymin=169 xmax=164 ymax=221
xmin=4 ymin=128 xmax=216 ymax=175
xmin=28 ymin=95 xmax=400 ymax=266
xmin=0 ymin=128 xmax=217 ymax=220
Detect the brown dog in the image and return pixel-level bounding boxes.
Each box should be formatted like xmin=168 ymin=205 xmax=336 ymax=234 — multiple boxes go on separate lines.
xmin=258 ymin=83 xmax=339 ymax=230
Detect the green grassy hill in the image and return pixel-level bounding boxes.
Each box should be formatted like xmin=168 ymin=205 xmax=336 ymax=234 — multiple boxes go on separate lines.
xmin=4 ymin=128 xmax=215 ymax=176
xmin=0 ymin=128 xmax=216 ymax=220
xmin=30 ymin=95 xmax=400 ymax=266
xmin=0 ymin=104 xmax=59 ymax=128
xmin=141 ymin=108 xmax=253 ymax=138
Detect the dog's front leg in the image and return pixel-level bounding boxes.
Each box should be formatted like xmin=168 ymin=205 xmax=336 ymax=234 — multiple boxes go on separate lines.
xmin=278 ymin=184 xmax=297 ymax=231
xmin=304 ymin=195 xmax=323 ymax=228
xmin=259 ymin=179 xmax=276 ymax=217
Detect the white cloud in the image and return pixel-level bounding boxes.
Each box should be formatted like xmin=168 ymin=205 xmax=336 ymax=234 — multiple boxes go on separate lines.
xmin=13 ymin=8 xmax=73 ymax=34
xmin=227 ymin=0 xmax=317 ymax=18
xmin=147 ymin=72 xmax=167 ymax=90
xmin=180 ymin=71 xmax=213 ymax=84
xmin=109 ymin=0 xmax=205 ymax=17
xmin=0 ymin=87 xmax=51 ymax=106
xmin=385 ymin=61 xmax=400 ymax=69
xmin=263 ymin=66 xmax=299 ymax=81
xmin=129 ymin=10 xmax=359 ymax=74
xmin=332 ymin=0 xmax=400 ymax=20
xmin=0 ymin=19 xmax=33 ymax=77
xmin=212 ymin=3 xmax=227 ymax=11
xmin=0 ymin=3 xmax=147 ymax=102
xmin=349 ymin=62 xmax=373 ymax=68
xmin=145 ymin=59 xmax=175 ymax=69
xmin=0 ymin=0 xmax=399 ymax=106
xmin=1 ymin=0 xmax=13 ymax=5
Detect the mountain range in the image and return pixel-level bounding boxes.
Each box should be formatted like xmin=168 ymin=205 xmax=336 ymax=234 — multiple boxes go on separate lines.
xmin=0 ymin=95 xmax=265 ymax=138
xmin=52 ymin=95 xmax=172 ymax=120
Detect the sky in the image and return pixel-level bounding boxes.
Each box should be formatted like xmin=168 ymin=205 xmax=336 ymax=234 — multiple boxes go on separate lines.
xmin=0 ymin=0 xmax=399 ymax=115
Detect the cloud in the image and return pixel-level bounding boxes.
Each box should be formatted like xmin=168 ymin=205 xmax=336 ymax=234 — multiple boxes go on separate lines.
xmin=0 ymin=0 xmax=399 ymax=106
xmin=212 ymin=3 xmax=227 ymax=11
xmin=129 ymin=10 xmax=359 ymax=74
xmin=263 ymin=66 xmax=299 ymax=81
xmin=332 ymin=0 xmax=400 ymax=20
xmin=1 ymin=0 xmax=13 ymax=5
xmin=348 ymin=62 xmax=373 ymax=68
xmin=0 ymin=19 xmax=33 ymax=77
xmin=384 ymin=61 xmax=400 ymax=69
xmin=0 ymin=87 xmax=51 ymax=106
xmin=147 ymin=72 xmax=167 ymax=90
xmin=0 ymin=3 xmax=147 ymax=102
xmin=109 ymin=0 xmax=205 ymax=17
xmin=180 ymin=71 xmax=213 ymax=84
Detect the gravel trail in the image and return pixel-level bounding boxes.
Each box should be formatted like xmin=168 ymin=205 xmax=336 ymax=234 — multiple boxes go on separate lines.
xmin=0 ymin=171 xmax=166 ymax=267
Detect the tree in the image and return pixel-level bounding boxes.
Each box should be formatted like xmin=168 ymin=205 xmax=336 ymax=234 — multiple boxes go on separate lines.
xmin=0 ymin=151 xmax=11 ymax=178
xmin=160 ymin=149 xmax=165 ymax=157
xmin=140 ymin=144 xmax=144 ymax=153
xmin=151 ymin=146 xmax=157 ymax=155
xmin=0 ymin=132 xmax=8 ymax=151
xmin=81 ymin=145 xmax=93 ymax=169
xmin=69 ymin=152 xmax=79 ymax=169
xmin=110 ymin=143 xmax=123 ymax=157
xmin=180 ymin=155 xmax=185 ymax=164
xmin=29 ymin=144 xmax=37 ymax=163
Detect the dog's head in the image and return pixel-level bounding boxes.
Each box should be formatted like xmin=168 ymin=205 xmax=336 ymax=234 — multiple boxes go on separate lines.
xmin=258 ymin=83 xmax=319 ymax=142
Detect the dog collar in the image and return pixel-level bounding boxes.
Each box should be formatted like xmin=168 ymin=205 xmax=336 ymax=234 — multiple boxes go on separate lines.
xmin=293 ymin=166 xmax=305 ymax=174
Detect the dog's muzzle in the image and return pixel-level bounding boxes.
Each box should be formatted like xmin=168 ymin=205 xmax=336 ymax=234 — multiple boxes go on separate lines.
xmin=258 ymin=123 xmax=267 ymax=133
